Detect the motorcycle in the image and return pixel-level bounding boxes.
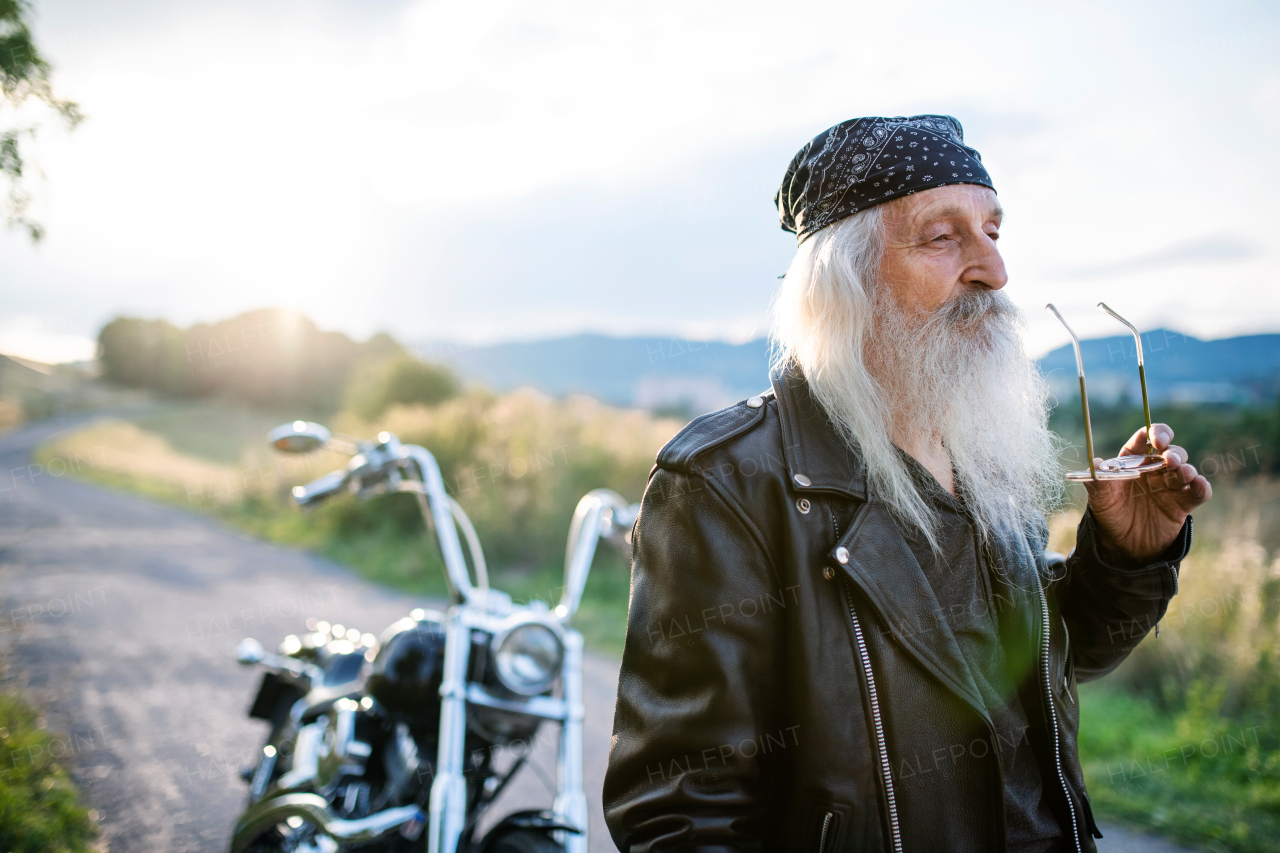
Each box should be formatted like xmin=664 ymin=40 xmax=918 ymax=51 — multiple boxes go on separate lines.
xmin=228 ymin=420 xmax=637 ymax=853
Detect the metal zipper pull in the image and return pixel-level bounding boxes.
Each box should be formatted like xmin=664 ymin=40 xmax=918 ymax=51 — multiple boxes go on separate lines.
xmin=817 ymin=811 xmax=834 ymax=853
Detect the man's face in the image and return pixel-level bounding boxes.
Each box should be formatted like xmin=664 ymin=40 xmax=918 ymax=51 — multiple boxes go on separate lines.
xmin=877 ymin=184 xmax=1006 ymax=316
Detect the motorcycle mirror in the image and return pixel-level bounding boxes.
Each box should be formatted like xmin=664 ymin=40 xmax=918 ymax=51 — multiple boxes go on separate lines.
xmin=235 ymin=637 xmax=266 ymax=665
xmin=269 ymin=421 xmax=331 ymax=453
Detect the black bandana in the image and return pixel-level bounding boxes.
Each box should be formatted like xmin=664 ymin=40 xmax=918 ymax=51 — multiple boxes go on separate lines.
xmin=775 ymin=115 xmax=994 ymax=243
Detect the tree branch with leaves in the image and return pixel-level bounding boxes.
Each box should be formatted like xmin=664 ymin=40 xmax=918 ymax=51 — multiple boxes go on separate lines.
xmin=0 ymin=0 xmax=80 ymax=241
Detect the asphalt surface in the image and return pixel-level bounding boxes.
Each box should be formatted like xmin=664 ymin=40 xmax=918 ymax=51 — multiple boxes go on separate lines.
xmin=0 ymin=416 xmax=1195 ymax=852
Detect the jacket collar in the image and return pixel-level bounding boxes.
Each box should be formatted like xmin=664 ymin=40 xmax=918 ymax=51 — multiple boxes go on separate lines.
xmin=770 ymin=365 xmax=867 ymax=501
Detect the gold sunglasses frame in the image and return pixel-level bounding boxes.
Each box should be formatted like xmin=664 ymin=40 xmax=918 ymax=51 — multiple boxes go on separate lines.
xmin=1045 ymin=304 xmax=1167 ymax=482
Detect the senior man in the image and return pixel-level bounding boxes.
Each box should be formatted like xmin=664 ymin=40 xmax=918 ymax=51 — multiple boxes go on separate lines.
xmin=603 ymin=115 xmax=1209 ymax=853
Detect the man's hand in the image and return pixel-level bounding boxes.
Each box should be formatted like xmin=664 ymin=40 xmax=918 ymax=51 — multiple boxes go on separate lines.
xmin=1083 ymin=423 xmax=1211 ymax=564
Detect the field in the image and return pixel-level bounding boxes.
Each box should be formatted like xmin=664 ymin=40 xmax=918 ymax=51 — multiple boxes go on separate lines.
xmin=1069 ymin=479 xmax=1280 ymax=852
xmin=32 ymin=395 xmax=1280 ymax=851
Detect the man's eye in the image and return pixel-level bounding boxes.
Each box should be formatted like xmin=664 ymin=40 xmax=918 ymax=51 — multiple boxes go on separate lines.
xmin=989 ymin=231 xmax=1000 ymax=241
xmin=931 ymin=234 xmax=950 ymax=242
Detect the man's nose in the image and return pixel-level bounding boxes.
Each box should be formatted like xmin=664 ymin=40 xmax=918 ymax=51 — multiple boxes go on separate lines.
xmin=963 ymin=235 xmax=1008 ymax=291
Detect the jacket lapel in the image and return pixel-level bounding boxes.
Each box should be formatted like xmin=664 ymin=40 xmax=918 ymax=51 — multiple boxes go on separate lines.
xmin=771 ymin=364 xmax=989 ymax=719
xmin=834 ymin=502 xmax=989 ymax=720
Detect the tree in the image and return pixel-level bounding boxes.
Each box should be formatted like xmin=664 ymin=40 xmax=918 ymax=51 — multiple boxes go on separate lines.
xmin=347 ymin=355 xmax=461 ymax=420
xmin=379 ymin=357 xmax=460 ymax=411
xmin=1 ymin=0 xmax=80 ymax=241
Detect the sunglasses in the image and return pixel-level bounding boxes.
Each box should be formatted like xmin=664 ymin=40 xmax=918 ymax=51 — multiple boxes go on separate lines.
xmin=1046 ymin=303 xmax=1167 ymax=482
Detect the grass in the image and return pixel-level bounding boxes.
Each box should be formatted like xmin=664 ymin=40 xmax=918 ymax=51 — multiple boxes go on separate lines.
xmin=1078 ymin=684 xmax=1280 ymax=852
xmin=0 ymin=690 xmax=98 ymax=852
xmin=129 ymin=401 xmax=307 ymax=466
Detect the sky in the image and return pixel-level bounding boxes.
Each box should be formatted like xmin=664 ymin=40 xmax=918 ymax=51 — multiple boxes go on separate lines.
xmin=1 ymin=0 xmax=1278 ymax=363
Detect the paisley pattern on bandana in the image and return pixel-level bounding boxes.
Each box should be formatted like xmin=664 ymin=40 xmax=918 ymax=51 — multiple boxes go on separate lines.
xmin=775 ymin=115 xmax=995 ymax=243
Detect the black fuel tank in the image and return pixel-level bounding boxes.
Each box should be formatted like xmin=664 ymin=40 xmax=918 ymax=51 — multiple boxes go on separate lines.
xmin=366 ymin=615 xmax=446 ymax=724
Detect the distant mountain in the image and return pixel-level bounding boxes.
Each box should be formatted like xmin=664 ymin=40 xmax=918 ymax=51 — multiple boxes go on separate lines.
xmin=422 ymin=334 xmax=773 ymax=412
xmin=1038 ymin=330 xmax=1280 ymax=406
xmin=422 ymin=330 xmax=1280 ymax=414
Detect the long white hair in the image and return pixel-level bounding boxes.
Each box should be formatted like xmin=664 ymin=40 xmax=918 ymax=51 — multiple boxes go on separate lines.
xmin=770 ymin=207 xmax=1064 ymax=552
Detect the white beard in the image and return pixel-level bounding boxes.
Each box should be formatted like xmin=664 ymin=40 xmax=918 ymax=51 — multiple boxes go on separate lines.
xmin=866 ymin=283 xmax=1064 ymax=543
xmin=772 ymin=210 xmax=1064 ymax=551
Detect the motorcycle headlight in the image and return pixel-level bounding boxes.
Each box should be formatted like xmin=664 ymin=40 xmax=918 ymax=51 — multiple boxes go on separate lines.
xmin=492 ymin=617 xmax=564 ymax=696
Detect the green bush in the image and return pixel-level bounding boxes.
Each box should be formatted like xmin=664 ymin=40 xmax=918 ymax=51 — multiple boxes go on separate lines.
xmin=1050 ymin=398 xmax=1280 ymax=477
xmin=0 ymin=692 xmax=97 ymax=852
xmin=346 ymin=356 xmax=460 ymax=420
xmin=332 ymin=389 xmax=679 ymax=570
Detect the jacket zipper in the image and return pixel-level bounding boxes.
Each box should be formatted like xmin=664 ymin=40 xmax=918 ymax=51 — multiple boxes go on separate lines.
xmin=817 ymin=811 xmax=834 ymax=853
xmin=1036 ymin=578 xmax=1082 ymax=853
xmin=1060 ymin=614 xmax=1075 ymax=705
xmin=843 ymin=588 xmax=903 ymax=853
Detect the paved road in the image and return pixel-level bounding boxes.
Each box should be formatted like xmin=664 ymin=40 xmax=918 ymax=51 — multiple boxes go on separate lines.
xmin=0 ymin=417 xmax=1195 ymax=852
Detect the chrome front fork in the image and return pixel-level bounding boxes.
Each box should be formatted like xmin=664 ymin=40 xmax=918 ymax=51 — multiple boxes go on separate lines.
xmin=428 ymin=611 xmax=470 ymax=853
xmin=554 ymin=631 xmax=588 ymax=853
xmin=427 ymin=613 xmax=588 ymax=853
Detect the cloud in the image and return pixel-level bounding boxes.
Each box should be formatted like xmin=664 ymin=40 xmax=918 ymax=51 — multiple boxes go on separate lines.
xmin=1059 ymin=234 xmax=1262 ymax=280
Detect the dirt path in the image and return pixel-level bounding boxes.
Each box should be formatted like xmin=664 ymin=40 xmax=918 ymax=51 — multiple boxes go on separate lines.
xmin=0 ymin=416 xmax=1195 ymax=852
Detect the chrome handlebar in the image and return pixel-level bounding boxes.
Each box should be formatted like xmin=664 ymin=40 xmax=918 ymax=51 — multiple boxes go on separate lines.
xmin=291 ymin=470 xmax=349 ymax=507
xmin=287 ymin=433 xmax=480 ymax=604
xmin=281 ymin=428 xmax=633 ymax=620
xmin=557 ymin=489 xmax=639 ymax=624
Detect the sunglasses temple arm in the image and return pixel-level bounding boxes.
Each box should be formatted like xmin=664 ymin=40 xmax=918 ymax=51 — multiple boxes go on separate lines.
xmin=1046 ymin=304 xmax=1097 ymax=481
xmin=1097 ymin=302 xmax=1155 ymax=453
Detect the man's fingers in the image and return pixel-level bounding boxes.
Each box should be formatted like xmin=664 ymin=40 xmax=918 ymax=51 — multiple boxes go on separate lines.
xmin=1151 ymin=461 xmax=1197 ymax=491
xmin=1120 ymin=424 xmax=1173 ymax=457
xmin=1163 ymin=445 xmax=1187 ymax=467
xmin=1081 ymin=466 xmax=1126 ymax=502
xmin=1189 ymin=474 xmax=1213 ymax=505
xmin=1119 ymin=429 xmax=1148 ymax=457
xmin=1170 ymin=472 xmax=1213 ymax=512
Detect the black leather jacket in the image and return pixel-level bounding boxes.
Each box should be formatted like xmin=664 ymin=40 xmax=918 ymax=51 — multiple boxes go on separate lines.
xmin=604 ymin=368 xmax=1191 ymax=853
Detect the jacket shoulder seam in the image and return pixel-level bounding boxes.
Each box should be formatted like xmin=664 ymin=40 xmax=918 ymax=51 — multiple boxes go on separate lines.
xmin=645 ymin=465 xmax=784 ymax=594
xmin=655 ymin=399 xmax=769 ymax=473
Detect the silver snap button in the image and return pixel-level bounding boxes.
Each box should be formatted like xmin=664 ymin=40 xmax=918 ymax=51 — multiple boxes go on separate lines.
xmin=746 ymin=395 xmax=764 ymax=409
xmin=823 ymin=566 xmax=835 ymax=580
xmin=793 ymin=474 xmax=811 ymax=488
xmin=835 ymin=546 xmax=850 ymax=565
xmin=797 ymin=498 xmax=811 ymax=514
